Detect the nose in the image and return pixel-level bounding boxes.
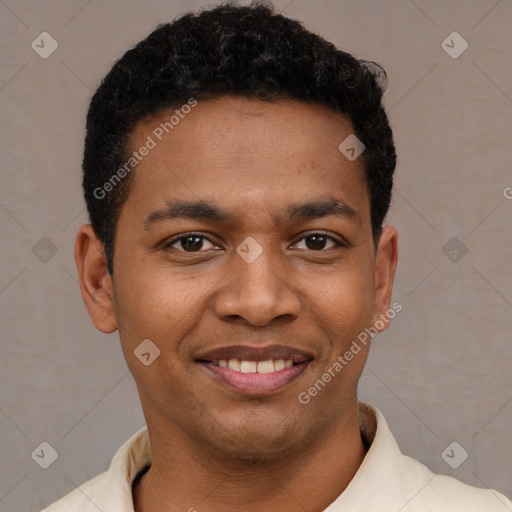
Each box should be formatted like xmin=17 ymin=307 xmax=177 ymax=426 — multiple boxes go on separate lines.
xmin=212 ymin=242 xmax=301 ymax=327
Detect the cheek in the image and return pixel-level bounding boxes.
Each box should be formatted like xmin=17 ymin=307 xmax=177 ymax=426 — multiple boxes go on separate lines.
xmin=308 ymin=265 xmax=375 ymax=389
xmin=308 ymin=258 xmax=375 ymax=334
xmin=112 ymin=270 xmax=192 ymax=397
xmin=112 ymin=258 xmax=215 ymax=353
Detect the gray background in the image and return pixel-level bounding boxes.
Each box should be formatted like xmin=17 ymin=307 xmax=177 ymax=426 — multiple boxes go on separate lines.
xmin=1 ymin=0 xmax=511 ymax=510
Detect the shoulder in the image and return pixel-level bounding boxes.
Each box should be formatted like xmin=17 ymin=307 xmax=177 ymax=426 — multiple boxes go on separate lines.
xmin=399 ymin=453 xmax=512 ymax=511
xmin=40 ymin=426 xmax=150 ymax=511
xmin=40 ymin=472 xmax=109 ymax=511
xmin=356 ymin=401 xmax=511 ymax=512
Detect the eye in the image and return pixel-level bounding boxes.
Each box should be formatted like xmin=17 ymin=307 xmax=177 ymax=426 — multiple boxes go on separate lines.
xmin=293 ymin=232 xmax=344 ymax=251
xmin=164 ymin=233 xmax=218 ymax=252
xmin=163 ymin=231 xmax=345 ymax=254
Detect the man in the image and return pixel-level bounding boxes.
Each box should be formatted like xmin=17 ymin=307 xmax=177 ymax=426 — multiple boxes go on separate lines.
xmin=42 ymin=2 xmax=511 ymax=511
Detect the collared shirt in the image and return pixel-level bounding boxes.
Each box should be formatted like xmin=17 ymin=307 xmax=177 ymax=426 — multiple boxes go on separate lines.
xmin=41 ymin=401 xmax=512 ymax=512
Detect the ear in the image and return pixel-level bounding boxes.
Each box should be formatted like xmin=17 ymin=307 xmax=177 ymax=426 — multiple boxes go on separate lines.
xmin=74 ymin=224 xmax=118 ymax=333
xmin=372 ymin=224 xmax=398 ymax=333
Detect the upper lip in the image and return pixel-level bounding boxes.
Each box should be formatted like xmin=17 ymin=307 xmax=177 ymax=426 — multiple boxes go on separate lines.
xmin=196 ymin=344 xmax=315 ymax=363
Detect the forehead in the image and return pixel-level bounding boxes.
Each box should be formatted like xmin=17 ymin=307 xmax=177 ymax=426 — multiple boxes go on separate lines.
xmin=123 ymin=96 xmax=370 ymax=227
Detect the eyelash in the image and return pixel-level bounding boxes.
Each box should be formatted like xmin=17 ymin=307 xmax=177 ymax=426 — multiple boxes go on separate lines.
xmin=163 ymin=231 xmax=346 ymax=253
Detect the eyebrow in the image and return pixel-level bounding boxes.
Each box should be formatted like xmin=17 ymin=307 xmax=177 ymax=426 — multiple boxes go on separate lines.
xmin=144 ymin=196 xmax=360 ymax=228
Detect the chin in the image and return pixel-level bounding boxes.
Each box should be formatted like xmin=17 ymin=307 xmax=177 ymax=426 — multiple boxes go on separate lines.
xmin=200 ymin=413 xmax=310 ymax=463
xmin=212 ymin=435 xmax=301 ymax=464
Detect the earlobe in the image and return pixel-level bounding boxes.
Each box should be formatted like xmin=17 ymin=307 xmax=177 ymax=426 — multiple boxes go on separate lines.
xmin=74 ymin=224 xmax=118 ymax=333
xmin=372 ymin=225 xmax=398 ymax=333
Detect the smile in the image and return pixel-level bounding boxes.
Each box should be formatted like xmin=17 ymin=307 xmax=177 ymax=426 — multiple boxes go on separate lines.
xmin=214 ymin=358 xmax=294 ymax=373
xmin=195 ymin=344 xmax=314 ymax=395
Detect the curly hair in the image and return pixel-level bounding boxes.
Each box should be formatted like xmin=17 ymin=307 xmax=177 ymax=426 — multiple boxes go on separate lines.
xmin=83 ymin=1 xmax=396 ymax=273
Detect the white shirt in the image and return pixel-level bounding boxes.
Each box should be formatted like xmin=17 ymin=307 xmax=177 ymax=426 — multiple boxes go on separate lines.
xmin=41 ymin=401 xmax=512 ymax=512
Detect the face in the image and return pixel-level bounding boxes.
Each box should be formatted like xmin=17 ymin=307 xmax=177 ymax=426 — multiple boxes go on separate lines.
xmin=76 ymin=96 xmax=397 ymax=461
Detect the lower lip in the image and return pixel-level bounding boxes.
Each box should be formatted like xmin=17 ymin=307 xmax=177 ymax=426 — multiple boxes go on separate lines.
xmin=199 ymin=361 xmax=311 ymax=395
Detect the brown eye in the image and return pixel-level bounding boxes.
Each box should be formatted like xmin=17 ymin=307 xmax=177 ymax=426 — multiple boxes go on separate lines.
xmin=165 ymin=234 xmax=217 ymax=252
xmin=294 ymin=233 xmax=342 ymax=251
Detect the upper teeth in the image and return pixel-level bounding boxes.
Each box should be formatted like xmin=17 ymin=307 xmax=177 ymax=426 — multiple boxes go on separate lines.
xmin=217 ymin=358 xmax=294 ymax=373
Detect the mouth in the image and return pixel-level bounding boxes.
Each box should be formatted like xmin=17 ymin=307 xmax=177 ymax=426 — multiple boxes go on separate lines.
xmin=211 ymin=358 xmax=295 ymax=373
xmin=195 ymin=345 xmax=314 ymax=395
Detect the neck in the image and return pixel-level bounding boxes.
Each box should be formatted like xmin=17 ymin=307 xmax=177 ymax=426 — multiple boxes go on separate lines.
xmin=133 ymin=399 xmax=366 ymax=512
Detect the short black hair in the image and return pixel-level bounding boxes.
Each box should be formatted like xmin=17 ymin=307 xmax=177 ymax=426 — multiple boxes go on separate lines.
xmin=83 ymin=1 xmax=396 ymax=274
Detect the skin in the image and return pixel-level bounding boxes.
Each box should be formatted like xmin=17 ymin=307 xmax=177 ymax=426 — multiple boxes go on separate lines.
xmin=75 ymin=96 xmax=398 ymax=512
